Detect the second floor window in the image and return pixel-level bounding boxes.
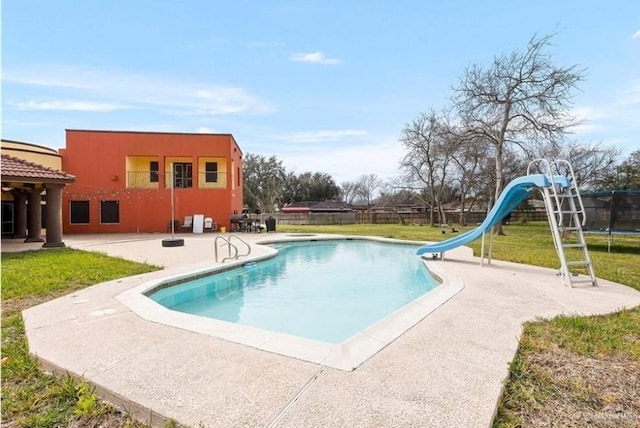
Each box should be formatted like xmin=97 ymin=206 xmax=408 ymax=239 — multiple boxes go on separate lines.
xmin=205 ymin=162 xmax=218 ymax=183
xmin=173 ymin=163 xmax=193 ymax=188
xmin=150 ymin=161 xmax=159 ymax=183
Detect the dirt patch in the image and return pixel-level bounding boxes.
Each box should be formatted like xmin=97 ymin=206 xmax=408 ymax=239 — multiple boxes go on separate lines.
xmin=2 ymin=296 xmax=49 ymax=314
xmin=508 ymin=346 xmax=640 ymax=427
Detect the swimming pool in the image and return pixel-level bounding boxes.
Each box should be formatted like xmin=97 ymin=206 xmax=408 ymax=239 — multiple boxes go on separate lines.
xmin=117 ymin=236 xmax=463 ymax=370
xmin=149 ymin=240 xmax=440 ymax=344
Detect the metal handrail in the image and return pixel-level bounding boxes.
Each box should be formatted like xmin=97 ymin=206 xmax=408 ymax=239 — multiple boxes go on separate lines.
xmin=528 ymin=158 xmax=565 ymax=225
xmin=214 ymin=235 xmax=238 ymax=263
xmin=214 ymin=234 xmax=251 ymax=263
xmin=228 ymin=234 xmax=251 ymax=258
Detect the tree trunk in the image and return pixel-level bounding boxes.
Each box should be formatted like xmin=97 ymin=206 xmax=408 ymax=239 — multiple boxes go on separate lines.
xmin=459 ymin=191 xmax=467 ymax=225
xmin=494 ymin=144 xmax=505 ymax=235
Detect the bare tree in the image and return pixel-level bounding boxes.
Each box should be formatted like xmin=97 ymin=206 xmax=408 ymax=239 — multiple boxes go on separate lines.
xmin=449 ymin=132 xmax=489 ymax=225
xmin=555 ymin=141 xmax=621 ymax=189
xmin=454 ymin=33 xmax=585 ymax=233
xmin=377 ymin=177 xmax=426 ymax=225
xmin=355 ymin=174 xmax=382 ymax=206
xmin=340 ymin=181 xmax=360 ymax=204
xmin=400 ymin=110 xmax=456 ymax=226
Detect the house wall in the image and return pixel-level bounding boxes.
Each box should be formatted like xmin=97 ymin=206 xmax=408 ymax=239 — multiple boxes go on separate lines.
xmin=60 ymin=130 xmax=243 ymax=233
xmin=1 ymin=139 xmax=63 ymax=170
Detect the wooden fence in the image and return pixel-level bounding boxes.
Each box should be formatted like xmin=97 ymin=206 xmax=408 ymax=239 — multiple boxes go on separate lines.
xmin=251 ymin=210 xmax=548 ymax=227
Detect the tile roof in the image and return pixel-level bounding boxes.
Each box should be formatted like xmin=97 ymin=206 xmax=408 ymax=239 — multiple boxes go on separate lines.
xmin=310 ymin=200 xmax=352 ymax=211
xmin=1 ymin=154 xmax=75 ymax=182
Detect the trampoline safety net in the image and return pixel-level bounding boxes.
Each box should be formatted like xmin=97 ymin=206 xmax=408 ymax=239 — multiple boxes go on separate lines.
xmin=581 ymin=190 xmax=640 ymax=233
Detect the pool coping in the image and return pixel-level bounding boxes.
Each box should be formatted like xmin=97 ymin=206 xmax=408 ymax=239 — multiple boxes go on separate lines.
xmin=115 ymin=235 xmax=464 ymax=371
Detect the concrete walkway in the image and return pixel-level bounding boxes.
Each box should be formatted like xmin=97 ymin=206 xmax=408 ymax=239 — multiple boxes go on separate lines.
xmin=15 ymin=233 xmax=640 ymax=427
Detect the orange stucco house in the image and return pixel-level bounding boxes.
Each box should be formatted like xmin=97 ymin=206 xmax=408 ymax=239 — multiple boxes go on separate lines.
xmin=60 ymin=130 xmax=244 ymax=234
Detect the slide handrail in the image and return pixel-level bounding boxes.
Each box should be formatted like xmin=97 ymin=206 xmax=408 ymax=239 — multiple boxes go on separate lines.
xmin=528 ymin=158 xmax=565 ymax=226
xmin=551 ymin=159 xmax=587 ymax=226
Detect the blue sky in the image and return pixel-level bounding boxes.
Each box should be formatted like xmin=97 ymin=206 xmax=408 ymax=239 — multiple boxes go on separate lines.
xmin=3 ymin=1 xmax=639 ymax=183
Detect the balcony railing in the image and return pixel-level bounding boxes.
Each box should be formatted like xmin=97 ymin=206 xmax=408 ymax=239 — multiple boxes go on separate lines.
xmin=125 ymin=170 xmax=227 ymax=189
xmin=127 ymin=171 xmax=160 ymax=189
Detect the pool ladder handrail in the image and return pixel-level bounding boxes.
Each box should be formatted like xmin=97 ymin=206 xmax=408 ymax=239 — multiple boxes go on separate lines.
xmin=214 ymin=234 xmax=252 ymax=263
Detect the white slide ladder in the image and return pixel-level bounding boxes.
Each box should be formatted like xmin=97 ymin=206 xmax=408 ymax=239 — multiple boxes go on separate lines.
xmin=528 ymin=159 xmax=598 ymax=287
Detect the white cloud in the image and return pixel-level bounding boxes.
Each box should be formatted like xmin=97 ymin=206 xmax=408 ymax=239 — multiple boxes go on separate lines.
xmin=572 ymin=105 xmax=610 ymax=120
xmin=2 ymin=68 xmax=97 ymax=90
xmin=289 ymin=51 xmax=342 ymax=65
xmin=619 ymin=81 xmax=640 ymax=105
xmin=570 ymin=85 xmax=640 ymax=154
xmin=3 ymin=64 xmax=276 ymax=116
xmin=273 ymin=130 xmax=367 ymax=143
xmin=193 ymin=89 xmax=253 ymax=114
xmin=571 ymin=105 xmax=611 ymax=133
xmin=274 ymin=137 xmax=403 ymax=184
xmin=242 ymin=131 xmax=402 ymax=183
xmin=633 ymin=30 xmax=640 ymax=39
xmin=7 ymin=99 xmax=129 ymax=112
xmin=196 ymin=127 xmax=216 ymax=133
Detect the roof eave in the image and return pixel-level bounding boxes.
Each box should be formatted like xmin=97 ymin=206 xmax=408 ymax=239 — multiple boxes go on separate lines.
xmin=2 ymin=176 xmax=76 ymax=185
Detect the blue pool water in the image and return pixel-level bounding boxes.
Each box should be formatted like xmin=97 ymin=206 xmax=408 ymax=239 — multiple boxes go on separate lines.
xmin=149 ymin=240 xmax=439 ymax=344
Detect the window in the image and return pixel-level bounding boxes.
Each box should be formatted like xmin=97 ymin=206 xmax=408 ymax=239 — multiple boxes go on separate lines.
xmin=205 ymin=162 xmax=218 ymax=183
xmin=173 ymin=163 xmax=193 ymax=188
xmin=150 ymin=161 xmax=159 ymax=183
xmin=1 ymin=202 xmax=14 ymax=236
xmin=100 ymin=200 xmax=119 ymax=224
xmin=70 ymin=201 xmax=90 ymax=224
xmin=237 ymin=166 xmax=240 ymax=186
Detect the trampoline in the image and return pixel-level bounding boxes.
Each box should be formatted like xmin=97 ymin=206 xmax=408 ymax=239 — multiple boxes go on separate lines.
xmin=580 ymin=190 xmax=640 ymax=252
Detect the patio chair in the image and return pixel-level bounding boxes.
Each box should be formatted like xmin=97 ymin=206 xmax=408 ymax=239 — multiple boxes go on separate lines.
xmin=204 ymin=217 xmax=217 ymax=232
xmin=180 ymin=215 xmax=193 ymax=232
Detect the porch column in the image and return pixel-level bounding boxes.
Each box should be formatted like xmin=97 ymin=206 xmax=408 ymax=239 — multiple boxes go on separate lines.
xmin=25 ymin=189 xmax=44 ymax=243
xmin=13 ymin=190 xmax=28 ymax=238
xmin=43 ymin=183 xmax=65 ymax=248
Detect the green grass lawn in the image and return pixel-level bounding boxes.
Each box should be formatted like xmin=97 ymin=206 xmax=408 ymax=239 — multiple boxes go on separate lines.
xmin=1 ymin=248 xmax=161 ymax=428
xmin=1 ymin=223 xmax=638 ymax=427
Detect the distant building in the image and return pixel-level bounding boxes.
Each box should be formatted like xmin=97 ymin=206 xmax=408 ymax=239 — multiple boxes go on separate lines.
xmin=280 ymin=201 xmax=318 ymax=214
xmin=281 ymin=200 xmax=352 ymax=214
xmin=371 ymin=194 xmax=429 ymax=214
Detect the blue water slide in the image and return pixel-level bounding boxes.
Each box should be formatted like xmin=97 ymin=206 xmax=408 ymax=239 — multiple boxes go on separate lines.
xmin=416 ymin=174 xmax=570 ymax=256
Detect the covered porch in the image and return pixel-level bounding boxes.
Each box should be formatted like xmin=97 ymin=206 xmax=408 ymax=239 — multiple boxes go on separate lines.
xmin=1 ymin=154 xmax=75 ymax=248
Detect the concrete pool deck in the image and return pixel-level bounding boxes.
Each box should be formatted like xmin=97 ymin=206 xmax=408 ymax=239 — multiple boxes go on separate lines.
xmin=12 ymin=232 xmax=640 ymax=427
